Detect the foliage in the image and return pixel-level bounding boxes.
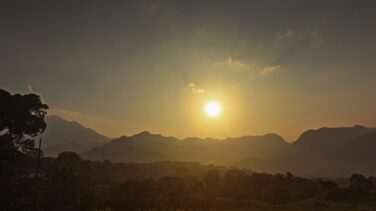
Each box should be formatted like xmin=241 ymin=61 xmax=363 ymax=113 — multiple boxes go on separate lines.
xmin=0 ymin=88 xmax=48 ymax=155
xmin=4 ymin=150 xmax=376 ymax=210
xmin=0 ymin=88 xmax=48 ymax=210
xmin=350 ymin=173 xmax=375 ymax=194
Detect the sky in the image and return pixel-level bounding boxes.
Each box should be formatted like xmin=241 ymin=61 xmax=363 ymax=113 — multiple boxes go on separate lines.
xmin=1 ymin=0 xmax=376 ymax=142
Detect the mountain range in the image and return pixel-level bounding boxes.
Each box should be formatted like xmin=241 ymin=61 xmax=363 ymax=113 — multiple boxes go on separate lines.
xmin=84 ymin=131 xmax=288 ymax=164
xmin=42 ymin=115 xmax=376 ymax=177
xmin=41 ymin=115 xmax=109 ymax=156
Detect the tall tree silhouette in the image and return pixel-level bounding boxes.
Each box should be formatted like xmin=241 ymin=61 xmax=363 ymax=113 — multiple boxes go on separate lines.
xmin=0 ymin=88 xmax=48 ymax=156
xmin=0 ymin=88 xmax=48 ymax=211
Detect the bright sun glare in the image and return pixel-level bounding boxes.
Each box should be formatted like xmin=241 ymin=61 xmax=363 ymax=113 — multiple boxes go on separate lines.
xmin=204 ymin=101 xmax=222 ymax=118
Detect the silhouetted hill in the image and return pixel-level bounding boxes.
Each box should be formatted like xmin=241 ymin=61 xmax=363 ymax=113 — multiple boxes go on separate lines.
xmin=83 ymin=131 xmax=178 ymax=162
xmin=237 ymin=125 xmax=376 ymax=177
xmin=43 ymin=120 xmax=376 ymax=176
xmin=323 ymin=131 xmax=376 ymax=175
xmin=84 ymin=132 xmax=288 ymax=164
xmin=293 ymin=125 xmax=376 ymax=149
xmin=41 ymin=115 xmax=110 ymax=156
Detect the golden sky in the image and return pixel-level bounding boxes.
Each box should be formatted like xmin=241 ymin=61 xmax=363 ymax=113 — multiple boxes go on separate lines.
xmin=2 ymin=0 xmax=376 ymax=142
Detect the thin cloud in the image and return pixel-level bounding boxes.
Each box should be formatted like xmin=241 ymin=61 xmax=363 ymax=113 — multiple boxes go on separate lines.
xmin=276 ymin=29 xmax=294 ymax=40
xmin=27 ymin=85 xmax=33 ymax=93
xmin=213 ymin=57 xmax=250 ymax=72
xmin=27 ymin=85 xmax=46 ymax=103
xmin=272 ymin=28 xmax=323 ymax=66
xmin=259 ymin=65 xmax=281 ymax=76
xmin=185 ymin=83 xmax=205 ymax=94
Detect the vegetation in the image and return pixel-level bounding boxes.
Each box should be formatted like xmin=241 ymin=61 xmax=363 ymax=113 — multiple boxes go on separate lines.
xmin=4 ymin=152 xmax=376 ymax=210
xmin=3 ymin=88 xmax=376 ymax=210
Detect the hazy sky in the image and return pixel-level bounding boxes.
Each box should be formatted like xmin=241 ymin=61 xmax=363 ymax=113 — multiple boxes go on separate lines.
xmin=1 ymin=0 xmax=376 ymax=141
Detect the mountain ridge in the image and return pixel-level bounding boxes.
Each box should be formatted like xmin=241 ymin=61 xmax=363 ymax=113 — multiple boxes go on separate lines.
xmin=41 ymin=115 xmax=110 ymax=156
xmin=42 ymin=115 xmax=376 ymax=176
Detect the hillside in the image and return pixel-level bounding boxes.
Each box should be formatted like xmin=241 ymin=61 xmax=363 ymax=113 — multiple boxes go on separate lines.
xmin=84 ymin=131 xmax=288 ymax=164
xmin=42 ymin=117 xmax=376 ymax=176
xmin=41 ymin=115 xmax=110 ymax=156
xmin=237 ymin=125 xmax=376 ymax=176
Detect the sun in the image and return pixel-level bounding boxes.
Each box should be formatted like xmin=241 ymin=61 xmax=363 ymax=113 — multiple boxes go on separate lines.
xmin=204 ymin=101 xmax=222 ymax=118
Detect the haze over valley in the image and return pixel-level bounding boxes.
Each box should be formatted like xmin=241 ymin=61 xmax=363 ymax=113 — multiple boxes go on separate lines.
xmin=42 ymin=115 xmax=376 ymax=177
xmin=2 ymin=0 xmax=376 ymax=210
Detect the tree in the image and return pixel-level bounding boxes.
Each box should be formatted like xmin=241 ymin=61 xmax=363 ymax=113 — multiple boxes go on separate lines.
xmin=109 ymin=180 xmax=155 ymax=211
xmin=0 ymin=88 xmax=48 ymax=155
xmin=43 ymin=152 xmax=93 ymax=211
xmin=204 ymin=169 xmax=221 ymax=193
xmin=154 ymin=177 xmax=186 ymax=211
xmin=317 ymin=180 xmax=338 ymax=192
xmin=286 ymin=172 xmax=294 ymax=180
xmin=261 ymin=184 xmax=290 ymax=204
xmin=248 ymin=173 xmax=273 ymax=199
xmin=350 ymin=174 xmax=374 ymax=194
xmin=223 ymin=169 xmax=249 ymax=200
xmin=0 ymin=89 xmax=48 ymax=210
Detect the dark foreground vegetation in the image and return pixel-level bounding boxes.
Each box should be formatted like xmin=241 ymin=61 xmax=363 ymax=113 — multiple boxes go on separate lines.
xmin=3 ymin=152 xmax=376 ymax=211
xmin=2 ymin=89 xmax=376 ymax=210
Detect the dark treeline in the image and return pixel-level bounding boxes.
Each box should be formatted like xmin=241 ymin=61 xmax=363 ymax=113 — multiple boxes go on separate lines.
xmin=3 ymin=151 xmax=376 ymax=210
xmin=0 ymin=150 xmax=335 ymax=210
xmin=2 ymin=89 xmax=376 ymax=210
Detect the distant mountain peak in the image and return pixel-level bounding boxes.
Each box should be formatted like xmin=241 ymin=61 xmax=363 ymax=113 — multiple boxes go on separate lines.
xmin=42 ymin=115 xmax=110 ymax=156
xmin=294 ymin=125 xmax=376 ymax=146
xmin=46 ymin=114 xmax=67 ymax=122
xmin=354 ymin=124 xmax=367 ymax=129
xmin=133 ymin=131 xmax=162 ymax=138
xmin=47 ymin=115 xmax=91 ymax=130
xmin=137 ymin=131 xmax=153 ymax=136
xmin=84 ymin=131 xmax=289 ymax=164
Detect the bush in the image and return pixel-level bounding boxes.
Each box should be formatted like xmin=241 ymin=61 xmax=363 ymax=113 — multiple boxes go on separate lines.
xmin=318 ymin=187 xmax=366 ymax=202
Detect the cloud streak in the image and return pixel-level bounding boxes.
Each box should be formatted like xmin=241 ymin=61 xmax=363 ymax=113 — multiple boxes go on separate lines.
xmin=27 ymin=85 xmax=47 ymax=103
xmin=276 ymin=29 xmax=294 ymax=40
xmin=185 ymin=83 xmax=205 ymax=94
xmin=213 ymin=57 xmax=250 ymax=72
xmin=259 ymin=65 xmax=281 ymax=75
